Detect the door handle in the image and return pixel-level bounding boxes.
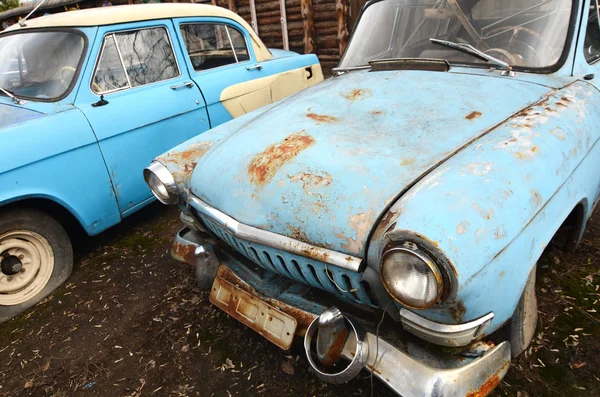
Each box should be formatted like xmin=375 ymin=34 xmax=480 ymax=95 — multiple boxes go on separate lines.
xmin=170 ymin=81 xmax=194 ymax=90
xmin=246 ymin=64 xmax=263 ymax=71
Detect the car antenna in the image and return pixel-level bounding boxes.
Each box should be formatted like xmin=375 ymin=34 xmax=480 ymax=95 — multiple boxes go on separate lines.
xmin=19 ymin=0 xmax=49 ymax=27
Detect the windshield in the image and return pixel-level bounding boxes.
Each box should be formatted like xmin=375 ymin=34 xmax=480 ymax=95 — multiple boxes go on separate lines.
xmin=340 ymin=0 xmax=573 ymax=70
xmin=0 ymin=31 xmax=85 ymax=101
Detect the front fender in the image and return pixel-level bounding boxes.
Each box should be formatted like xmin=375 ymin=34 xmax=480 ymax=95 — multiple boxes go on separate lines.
xmin=0 ymin=109 xmax=120 ymax=234
xmin=367 ymin=81 xmax=600 ymax=333
xmin=155 ymin=100 xmax=282 ymax=194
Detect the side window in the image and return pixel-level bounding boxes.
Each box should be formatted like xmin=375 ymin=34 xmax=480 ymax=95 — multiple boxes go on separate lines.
xmin=92 ymin=27 xmax=179 ymax=94
xmin=584 ymin=0 xmax=600 ymax=64
xmin=180 ymin=24 xmax=250 ymax=71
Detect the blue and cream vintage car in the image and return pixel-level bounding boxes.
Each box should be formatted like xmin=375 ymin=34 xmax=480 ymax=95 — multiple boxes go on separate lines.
xmin=146 ymin=0 xmax=600 ymax=395
xmin=0 ymin=4 xmax=322 ymax=323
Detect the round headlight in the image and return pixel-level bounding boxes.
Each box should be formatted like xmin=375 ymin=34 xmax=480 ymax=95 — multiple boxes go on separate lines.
xmin=380 ymin=245 xmax=443 ymax=309
xmin=143 ymin=161 xmax=179 ymax=205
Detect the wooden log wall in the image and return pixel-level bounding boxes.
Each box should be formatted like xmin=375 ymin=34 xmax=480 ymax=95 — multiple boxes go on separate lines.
xmin=217 ymin=0 xmax=351 ymax=70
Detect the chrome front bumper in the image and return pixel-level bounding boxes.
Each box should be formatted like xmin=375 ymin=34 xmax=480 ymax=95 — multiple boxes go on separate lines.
xmin=171 ymin=227 xmax=511 ymax=397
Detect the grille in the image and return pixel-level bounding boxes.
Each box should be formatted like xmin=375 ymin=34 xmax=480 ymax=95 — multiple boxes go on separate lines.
xmin=198 ymin=214 xmax=378 ymax=307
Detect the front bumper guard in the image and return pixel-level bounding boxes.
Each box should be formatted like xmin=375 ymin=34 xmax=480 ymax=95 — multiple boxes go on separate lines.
xmin=305 ymin=308 xmax=510 ymax=396
xmin=172 ymin=227 xmax=511 ymax=396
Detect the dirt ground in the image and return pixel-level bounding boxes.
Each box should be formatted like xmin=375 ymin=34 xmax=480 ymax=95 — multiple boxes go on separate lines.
xmin=0 ymin=203 xmax=598 ymax=397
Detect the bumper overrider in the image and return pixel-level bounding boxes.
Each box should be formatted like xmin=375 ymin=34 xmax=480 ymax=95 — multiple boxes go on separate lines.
xmin=169 ymin=195 xmax=511 ymax=397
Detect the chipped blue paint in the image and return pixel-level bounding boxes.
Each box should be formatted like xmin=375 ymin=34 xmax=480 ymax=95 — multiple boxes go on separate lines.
xmin=163 ymin=0 xmax=600 ymax=347
xmin=191 ymin=70 xmax=553 ymax=257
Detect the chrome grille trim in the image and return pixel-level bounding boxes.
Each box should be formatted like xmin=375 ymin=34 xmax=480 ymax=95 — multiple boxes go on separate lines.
xmin=188 ymin=195 xmax=363 ymax=272
xmin=200 ymin=216 xmax=378 ymax=307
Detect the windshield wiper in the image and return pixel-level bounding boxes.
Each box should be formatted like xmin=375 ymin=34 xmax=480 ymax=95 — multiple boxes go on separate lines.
xmin=429 ymin=38 xmax=513 ymax=75
xmin=0 ymin=86 xmax=27 ymax=105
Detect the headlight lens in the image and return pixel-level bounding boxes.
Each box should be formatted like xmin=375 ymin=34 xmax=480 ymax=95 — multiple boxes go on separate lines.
xmin=143 ymin=161 xmax=179 ymax=205
xmin=380 ymin=245 xmax=443 ymax=309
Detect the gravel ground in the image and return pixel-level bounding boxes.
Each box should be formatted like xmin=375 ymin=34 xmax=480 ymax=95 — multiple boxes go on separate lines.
xmin=0 ymin=202 xmax=598 ymax=397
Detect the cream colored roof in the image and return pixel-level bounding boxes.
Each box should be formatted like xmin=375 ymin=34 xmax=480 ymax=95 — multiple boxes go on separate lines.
xmin=7 ymin=4 xmax=272 ymax=61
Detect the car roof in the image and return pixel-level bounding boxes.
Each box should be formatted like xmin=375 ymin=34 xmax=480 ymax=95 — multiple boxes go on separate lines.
xmin=5 ymin=4 xmax=272 ymax=61
xmin=10 ymin=4 xmax=242 ymax=28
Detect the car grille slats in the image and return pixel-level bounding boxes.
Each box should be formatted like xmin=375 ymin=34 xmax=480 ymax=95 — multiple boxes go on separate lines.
xmin=197 ymin=213 xmax=378 ymax=308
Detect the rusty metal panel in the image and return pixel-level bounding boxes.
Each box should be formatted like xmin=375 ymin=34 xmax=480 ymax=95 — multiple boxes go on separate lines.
xmin=189 ymin=70 xmax=553 ymax=260
xmin=210 ymin=275 xmax=297 ymax=350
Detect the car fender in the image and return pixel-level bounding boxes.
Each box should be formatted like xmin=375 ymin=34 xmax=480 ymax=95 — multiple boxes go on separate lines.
xmin=367 ymin=81 xmax=600 ymax=332
xmin=0 ymin=109 xmax=120 ymax=235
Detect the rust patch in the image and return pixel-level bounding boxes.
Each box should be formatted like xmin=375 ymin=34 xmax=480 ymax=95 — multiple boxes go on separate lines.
xmin=319 ymin=328 xmax=349 ymax=366
xmin=400 ymin=158 xmax=416 ymax=166
xmin=336 ymin=210 xmax=376 ymax=254
xmin=161 ymin=142 xmax=213 ymax=184
xmin=341 ymin=88 xmax=371 ymax=101
xmin=306 ymin=113 xmax=339 ymax=123
xmin=289 ymin=169 xmax=333 ymax=195
xmin=248 ymin=131 xmax=316 ymax=187
xmin=171 ymin=239 xmax=197 ymax=266
xmin=466 ymin=375 xmax=501 ymax=397
xmin=369 ymin=110 xmax=384 ymax=115
xmin=472 ymin=203 xmax=495 ymax=220
xmin=287 ymin=224 xmax=309 ymax=242
xmin=450 ymin=301 xmax=466 ymax=323
xmin=465 ymin=111 xmax=482 ymax=120
xmin=530 ymin=189 xmax=543 ymax=208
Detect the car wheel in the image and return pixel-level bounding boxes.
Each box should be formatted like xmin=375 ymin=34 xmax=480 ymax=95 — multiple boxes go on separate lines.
xmin=507 ymin=265 xmax=538 ymax=357
xmin=0 ymin=208 xmax=73 ymax=324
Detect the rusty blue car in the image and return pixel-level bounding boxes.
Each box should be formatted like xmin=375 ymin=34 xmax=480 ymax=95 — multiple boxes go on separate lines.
xmin=0 ymin=4 xmax=322 ymax=323
xmin=146 ymin=0 xmax=600 ymax=395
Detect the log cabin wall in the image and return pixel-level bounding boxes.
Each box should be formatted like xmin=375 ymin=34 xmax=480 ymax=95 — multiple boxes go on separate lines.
xmin=214 ymin=0 xmax=352 ymax=70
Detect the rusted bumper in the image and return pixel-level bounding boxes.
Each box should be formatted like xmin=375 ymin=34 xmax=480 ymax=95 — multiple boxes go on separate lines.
xmin=172 ymin=228 xmax=511 ymax=397
xmin=171 ymin=227 xmax=198 ymax=266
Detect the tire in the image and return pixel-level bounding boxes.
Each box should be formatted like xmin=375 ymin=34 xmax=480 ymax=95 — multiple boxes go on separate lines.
xmin=506 ymin=265 xmax=538 ymax=358
xmin=0 ymin=208 xmax=73 ymax=324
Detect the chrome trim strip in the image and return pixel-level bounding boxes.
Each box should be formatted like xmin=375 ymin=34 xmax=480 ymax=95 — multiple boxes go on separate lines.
xmin=400 ymin=308 xmax=494 ymax=334
xmin=188 ymin=195 xmax=363 ymax=272
xmin=399 ymin=308 xmax=494 ymax=347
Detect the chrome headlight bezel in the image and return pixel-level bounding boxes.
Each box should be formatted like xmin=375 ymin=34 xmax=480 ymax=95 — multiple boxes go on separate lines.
xmin=380 ymin=242 xmax=446 ymax=310
xmin=143 ymin=161 xmax=179 ymax=205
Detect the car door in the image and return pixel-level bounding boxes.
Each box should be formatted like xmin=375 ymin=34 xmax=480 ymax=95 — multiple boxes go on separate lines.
xmin=173 ymin=17 xmax=317 ymax=127
xmin=75 ymin=20 xmax=210 ymax=215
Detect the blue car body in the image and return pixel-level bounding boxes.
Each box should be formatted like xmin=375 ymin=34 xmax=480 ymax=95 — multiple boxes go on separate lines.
xmin=152 ymin=0 xmax=600 ymax=395
xmin=0 ymin=4 xmax=322 ymax=322
xmin=0 ymin=4 xmax=322 ymax=235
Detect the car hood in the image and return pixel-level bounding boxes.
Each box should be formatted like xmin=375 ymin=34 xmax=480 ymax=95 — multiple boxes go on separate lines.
xmin=0 ymin=102 xmax=44 ymax=129
xmin=191 ymin=69 xmax=553 ymax=257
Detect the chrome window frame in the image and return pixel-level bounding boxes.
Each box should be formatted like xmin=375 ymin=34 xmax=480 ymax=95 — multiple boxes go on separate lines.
xmin=178 ymin=22 xmax=252 ymax=73
xmin=90 ymin=25 xmax=182 ymax=96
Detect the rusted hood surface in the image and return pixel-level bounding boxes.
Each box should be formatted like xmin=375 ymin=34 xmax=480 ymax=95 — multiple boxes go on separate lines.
xmin=191 ymin=69 xmax=552 ymax=257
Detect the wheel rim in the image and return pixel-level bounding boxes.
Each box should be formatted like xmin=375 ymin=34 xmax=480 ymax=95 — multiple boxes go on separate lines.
xmin=0 ymin=230 xmax=54 ymax=306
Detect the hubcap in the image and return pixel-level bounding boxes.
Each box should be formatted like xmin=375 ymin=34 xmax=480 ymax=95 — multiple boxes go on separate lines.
xmin=0 ymin=230 xmax=54 ymax=306
xmin=1 ymin=255 xmax=23 ymax=275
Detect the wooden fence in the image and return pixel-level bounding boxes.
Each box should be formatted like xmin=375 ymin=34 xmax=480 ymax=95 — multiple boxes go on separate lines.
xmin=211 ymin=0 xmax=360 ymax=70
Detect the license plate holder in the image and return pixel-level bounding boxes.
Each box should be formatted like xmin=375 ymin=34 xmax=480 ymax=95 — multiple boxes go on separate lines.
xmin=209 ymin=275 xmax=298 ymax=350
